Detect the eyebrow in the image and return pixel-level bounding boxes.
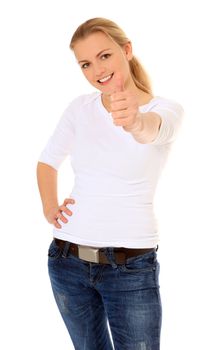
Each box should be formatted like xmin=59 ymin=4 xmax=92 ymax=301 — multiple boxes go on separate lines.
xmin=78 ymin=49 xmax=111 ymax=64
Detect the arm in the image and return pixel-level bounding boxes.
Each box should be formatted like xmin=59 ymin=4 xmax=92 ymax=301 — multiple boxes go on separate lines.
xmin=123 ymin=112 xmax=162 ymax=144
xmin=110 ymin=75 xmax=183 ymax=145
xmin=124 ymin=99 xmax=184 ymax=145
xmin=36 ymin=162 xmax=59 ymax=217
xmin=36 ymin=162 xmax=74 ymax=228
xmin=36 ymin=100 xmax=77 ymax=227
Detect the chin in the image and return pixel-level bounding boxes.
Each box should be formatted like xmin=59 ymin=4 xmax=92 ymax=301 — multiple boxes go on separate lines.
xmin=93 ymin=86 xmax=108 ymax=95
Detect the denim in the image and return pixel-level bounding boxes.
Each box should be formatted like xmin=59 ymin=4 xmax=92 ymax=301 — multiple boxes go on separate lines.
xmin=48 ymin=239 xmax=162 ymax=350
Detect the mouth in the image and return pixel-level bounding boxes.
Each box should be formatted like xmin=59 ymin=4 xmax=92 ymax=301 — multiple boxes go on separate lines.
xmin=97 ymin=73 xmax=114 ymax=85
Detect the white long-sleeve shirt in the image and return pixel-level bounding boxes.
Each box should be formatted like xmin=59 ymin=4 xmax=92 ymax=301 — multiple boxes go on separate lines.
xmin=39 ymin=91 xmax=184 ymax=248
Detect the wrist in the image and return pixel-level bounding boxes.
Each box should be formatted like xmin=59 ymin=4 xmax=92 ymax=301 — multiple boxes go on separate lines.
xmin=124 ymin=113 xmax=143 ymax=133
xmin=43 ymin=204 xmax=58 ymax=217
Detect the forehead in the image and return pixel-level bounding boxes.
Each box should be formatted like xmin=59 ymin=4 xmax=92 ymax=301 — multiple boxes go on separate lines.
xmin=73 ymin=31 xmax=119 ymax=59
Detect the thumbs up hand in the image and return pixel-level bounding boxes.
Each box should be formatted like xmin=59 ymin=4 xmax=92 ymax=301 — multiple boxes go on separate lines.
xmin=110 ymin=73 xmax=141 ymax=131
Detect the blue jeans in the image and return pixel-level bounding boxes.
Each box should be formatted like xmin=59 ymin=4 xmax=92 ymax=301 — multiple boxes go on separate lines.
xmin=48 ymin=239 xmax=162 ymax=350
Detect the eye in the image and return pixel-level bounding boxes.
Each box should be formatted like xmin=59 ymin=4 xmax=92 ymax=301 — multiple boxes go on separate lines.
xmin=101 ymin=53 xmax=111 ymax=60
xmin=81 ymin=62 xmax=89 ymax=69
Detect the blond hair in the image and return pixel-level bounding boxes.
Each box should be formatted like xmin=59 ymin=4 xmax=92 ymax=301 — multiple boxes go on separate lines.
xmin=69 ymin=18 xmax=153 ymax=95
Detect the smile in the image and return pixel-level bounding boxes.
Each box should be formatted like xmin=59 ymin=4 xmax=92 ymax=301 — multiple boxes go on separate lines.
xmin=97 ymin=73 xmax=114 ymax=84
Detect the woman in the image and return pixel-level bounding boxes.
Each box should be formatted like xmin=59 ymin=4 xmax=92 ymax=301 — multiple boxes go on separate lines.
xmin=37 ymin=17 xmax=184 ymax=350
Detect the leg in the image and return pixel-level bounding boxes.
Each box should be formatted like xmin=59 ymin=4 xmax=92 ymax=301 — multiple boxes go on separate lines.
xmin=47 ymin=239 xmax=114 ymax=350
xmin=97 ymin=249 xmax=162 ymax=350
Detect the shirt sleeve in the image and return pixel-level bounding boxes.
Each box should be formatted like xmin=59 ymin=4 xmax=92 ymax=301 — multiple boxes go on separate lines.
xmin=148 ymin=98 xmax=184 ymax=146
xmin=38 ymin=103 xmax=76 ymax=170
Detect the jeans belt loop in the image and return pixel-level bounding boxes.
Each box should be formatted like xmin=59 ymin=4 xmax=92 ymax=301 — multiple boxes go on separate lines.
xmin=62 ymin=241 xmax=71 ymax=258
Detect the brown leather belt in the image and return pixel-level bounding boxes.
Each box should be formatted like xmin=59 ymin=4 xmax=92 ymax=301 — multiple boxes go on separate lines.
xmin=54 ymin=238 xmax=156 ymax=264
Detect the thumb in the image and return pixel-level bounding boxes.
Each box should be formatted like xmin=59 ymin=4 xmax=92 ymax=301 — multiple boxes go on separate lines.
xmin=114 ymin=73 xmax=125 ymax=92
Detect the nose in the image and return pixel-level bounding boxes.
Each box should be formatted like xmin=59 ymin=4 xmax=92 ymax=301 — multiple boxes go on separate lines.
xmin=93 ymin=62 xmax=106 ymax=79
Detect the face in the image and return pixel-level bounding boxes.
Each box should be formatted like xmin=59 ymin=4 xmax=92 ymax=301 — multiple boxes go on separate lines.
xmin=73 ymin=31 xmax=133 ymax=94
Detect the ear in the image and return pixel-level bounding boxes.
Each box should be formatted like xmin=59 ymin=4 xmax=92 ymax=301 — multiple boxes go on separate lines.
xmin=123 ymin=41 xmax=133 ymax=61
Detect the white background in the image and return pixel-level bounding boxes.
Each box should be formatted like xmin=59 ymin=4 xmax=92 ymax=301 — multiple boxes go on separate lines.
xmin=0 ymin=0 xmax=217 ymax=349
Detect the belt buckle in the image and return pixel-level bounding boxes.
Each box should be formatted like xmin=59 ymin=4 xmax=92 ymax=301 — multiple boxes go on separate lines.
xmin=78 ymin=245 xmax=99 ymax=263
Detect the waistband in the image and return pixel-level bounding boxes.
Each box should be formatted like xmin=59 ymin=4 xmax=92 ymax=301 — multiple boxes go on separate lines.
xmin=54 ymin=238 xmax=158 ymax=264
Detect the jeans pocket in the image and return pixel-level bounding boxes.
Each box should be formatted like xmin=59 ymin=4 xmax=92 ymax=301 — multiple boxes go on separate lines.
xmin=48 ymin=239 xmax=62 ymax=260
xmin=119 ymin=250 xmax=157 ymax=273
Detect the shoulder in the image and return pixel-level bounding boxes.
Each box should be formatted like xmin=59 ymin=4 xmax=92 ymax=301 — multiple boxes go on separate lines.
xmin=66 ymin=91 xmax=101 ymax=112
xmin=59 ymin=91 xmax=101 ymax=125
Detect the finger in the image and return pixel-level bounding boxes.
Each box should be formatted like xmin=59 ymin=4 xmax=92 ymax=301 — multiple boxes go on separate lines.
xmin=56 ymin=211 xmax=69 ymax=223
xmin=114 ymin=72 xmax=124 ymax=92
xmin=59 ymin=205 xmax=73 ymax=216
xmin=109 ymin=73 xmax=125 ymax=98
xmin=63 ymin=198 xmax=75 ymax=205
xmin=113 ymin=115 xmax=128 ymax=125
xmin=111 ymin=107 xmax=129 ymax=118
xmin=53 ymin=218 xmax=62 ymax=229
xmin=111 ymin=99 xmax=128 ymax=112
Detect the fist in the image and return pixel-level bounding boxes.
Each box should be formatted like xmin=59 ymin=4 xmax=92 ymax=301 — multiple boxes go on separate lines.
xmin=110 ymin=74 xmax=140 ymax=130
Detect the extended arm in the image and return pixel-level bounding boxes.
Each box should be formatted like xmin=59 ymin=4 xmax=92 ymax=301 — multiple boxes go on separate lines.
xmin=124 ymin=112 xmax=162 ymax=144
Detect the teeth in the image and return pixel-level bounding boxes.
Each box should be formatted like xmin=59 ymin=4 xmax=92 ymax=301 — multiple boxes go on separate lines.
xmin=99 ymin=74 xmax=112 ymax=83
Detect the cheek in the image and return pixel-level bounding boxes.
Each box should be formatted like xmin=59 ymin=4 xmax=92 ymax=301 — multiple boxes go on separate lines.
xmin=82 ymin=70 xmax=90 ymax=80
xmin=83 ymin=70 xmax=95 ymax=84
